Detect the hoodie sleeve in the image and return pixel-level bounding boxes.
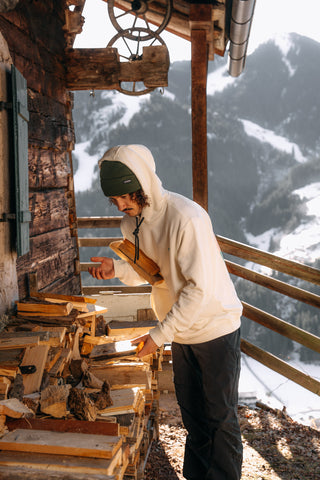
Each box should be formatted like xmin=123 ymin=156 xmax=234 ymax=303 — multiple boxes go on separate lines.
xmin=149 ymin=213 xmax=241 ymax=346
xmin=113 ymin=259 xmax=149 ymax=286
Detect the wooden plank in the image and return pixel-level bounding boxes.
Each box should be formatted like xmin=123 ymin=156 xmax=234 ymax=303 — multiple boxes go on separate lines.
xmin=65 ymin=45 xmax=169 ymax=90
xmin=0 ymin=429 xmax=122 ymax=459
xmin=16 ymin=301 xmax=73 ymax=316
xmin=0 ymin=330 xmax=51 ymax=344
xmin=0 ymin=449 xmax=122 ymax=476
xmin=107 ymin=318 xmax=158 ymax=338
xmin=91 ymin=362 xmax=152 ymax=390
xmin=32 ymin=326 xmax=67 ymax=346
xmin=65 ymin=48 xmax=120 ymax=90
xmin=20 ymin=345 xmax=50 ymax=394
xmin=76 ymin=304 xmax=108 ymax=319
xmin=98 ymin=387 xmax=144 ymax=417
xmin=29 ymin=291 xmax=97 ymax=304
xmin=89 ymin=340 xmax=139 ymax=361
xmin=0 ymin=465 xmax=118 ymax=480
xmin=0 ymin=336 xmax=40 ymax=350
xmin=77 ymin=216 xmax=122 ymax=229
xmin=6 ymin=417 xmax=120 ymax=436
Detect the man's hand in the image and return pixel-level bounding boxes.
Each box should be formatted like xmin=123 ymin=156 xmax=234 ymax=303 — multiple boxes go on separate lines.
xmin=131 ymin=334 xmax=159 ymax=358
xmin=88 ymin=257 xmax=115 ymax=280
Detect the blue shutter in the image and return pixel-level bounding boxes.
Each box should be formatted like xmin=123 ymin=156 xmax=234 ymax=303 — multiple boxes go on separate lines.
xmin=11 ymin=65 xmax=31 ymax=256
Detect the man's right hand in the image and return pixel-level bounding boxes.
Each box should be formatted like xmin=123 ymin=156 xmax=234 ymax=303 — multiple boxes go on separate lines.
xmin=88 ymin=257 xmax=115 ymax=280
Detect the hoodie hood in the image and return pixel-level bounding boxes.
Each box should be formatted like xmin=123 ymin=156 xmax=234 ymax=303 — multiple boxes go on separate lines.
xmin=99 ymin=145 xmax=166 ymax=222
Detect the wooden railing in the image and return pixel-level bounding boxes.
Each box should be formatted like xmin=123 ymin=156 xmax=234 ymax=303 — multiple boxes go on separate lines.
xmin=77 ymin=216 xmax=320 ymax=397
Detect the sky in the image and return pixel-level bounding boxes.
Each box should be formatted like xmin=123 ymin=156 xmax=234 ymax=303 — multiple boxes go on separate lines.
xmin=75 ymin=0 xmax=320 ymax=61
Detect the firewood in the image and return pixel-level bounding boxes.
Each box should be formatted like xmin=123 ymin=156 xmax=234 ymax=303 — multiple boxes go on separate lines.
xmin=29 ymin=291 xmax=97 ymax=304
xmin=0 ymin=336 xmax=40 ymax=350
xmin=106 ymin=318 xmax=158 ymax=339
xmin=109 ymin=239 xmax=164 ymax=285
xmin=20 ymin=345 xmax=50 ymax=395
xmin=89 ymin=380 xmax=113 ymax=410
xmin=0 ymin=398 xmax=34 ymax=418
xmin=40 ymin=384 xmax=71 ymax=418
xmin=16 ymin=301 xmax=74 ymax=316
xmin=0 ymin=428 xmax=122 ymax=459
xmin=68 ymin=387 xmax=97 ymax=421
xmin=89 ymin=339 xmax=140 ymax=361
xmin=82 ymin=370 xmax=103 ymax=389
xmin=69 ymin=358 xmax=88 ymax=384
xmin=7 ymin=373 xmax=24 ymax=401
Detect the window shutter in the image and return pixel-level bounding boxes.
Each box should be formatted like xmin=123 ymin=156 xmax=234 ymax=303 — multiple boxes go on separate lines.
xmin=11 ymin=65 xmax=31 ymax=257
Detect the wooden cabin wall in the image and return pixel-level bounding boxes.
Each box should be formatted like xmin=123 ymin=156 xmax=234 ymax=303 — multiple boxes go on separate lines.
xmin=0 ymin=0 xmax=81 ymax=301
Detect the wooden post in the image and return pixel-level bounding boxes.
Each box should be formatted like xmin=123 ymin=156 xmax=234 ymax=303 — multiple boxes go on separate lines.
xmin=190 ymin=5 xmax=212 ymax=212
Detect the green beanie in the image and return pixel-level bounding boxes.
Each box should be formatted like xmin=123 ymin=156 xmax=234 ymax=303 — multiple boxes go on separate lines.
xmin=100 ymin=161 xmax=141 ymax=197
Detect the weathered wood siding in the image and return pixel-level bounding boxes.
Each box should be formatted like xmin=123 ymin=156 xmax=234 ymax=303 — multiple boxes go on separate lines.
xmin=0 ymin=0 xmax=81 ymax=299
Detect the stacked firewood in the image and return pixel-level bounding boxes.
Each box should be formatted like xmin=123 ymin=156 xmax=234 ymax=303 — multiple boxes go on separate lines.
xmin=0 ymin=292 xmax=162 ymax=480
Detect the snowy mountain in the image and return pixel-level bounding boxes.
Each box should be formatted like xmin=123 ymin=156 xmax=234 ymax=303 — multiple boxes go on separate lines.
xmin=72 ymin=33 xmax=320 ymax=360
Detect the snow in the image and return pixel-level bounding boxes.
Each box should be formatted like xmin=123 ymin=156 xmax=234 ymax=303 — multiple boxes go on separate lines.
xmin=101 ymin=91 xmax=146 ymax=128
xmin=73 ymin=141 xmax=99 ymax=192
xmin=273 ymin=33 xmax=297 ymax=76
xmin=273 ymin=182 xmax=320 ymax=263
xmin=207 ymin=65 xmax=237 ymax=95
xmin=241 ymin=118 xmax=307 ymax=163
xmin=240 ymin=355 xmax=320 ymax=427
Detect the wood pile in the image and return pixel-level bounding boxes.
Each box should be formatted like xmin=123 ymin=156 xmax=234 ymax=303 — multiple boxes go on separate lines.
xmin=0 ymin=292 xmax=162 ymax=480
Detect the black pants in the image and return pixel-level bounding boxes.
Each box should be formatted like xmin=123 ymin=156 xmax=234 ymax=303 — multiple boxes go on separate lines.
xmin=172 ymin=329 xmax=242 ymax=480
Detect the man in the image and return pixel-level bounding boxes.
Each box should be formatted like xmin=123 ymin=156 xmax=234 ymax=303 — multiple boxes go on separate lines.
xmin=88 ymin=144 xmax=243 ymax=480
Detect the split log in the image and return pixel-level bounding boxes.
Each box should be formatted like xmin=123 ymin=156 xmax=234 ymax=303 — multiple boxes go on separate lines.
xmin=88 ymin=381 xmax=113 ymax=410
xmin=68 ymin=387 xmax=97 ymax=421
xmin=29 ymin=291 xmax=96 ymax=305
xmin=0 ymin=398 xmax=34 ymax=419
xmin=69 ymin=358 xmax=89 ymax=384
xmin=40 ymin=384 xmax=71 ymax=418
xmin=7 ymin=373 xmax=24 ymax=401
xmin=16 ymin=301 xmax=73 ymax=316
xmin=82 ymin=370 xmax=103 ymax=389
xmin=110 ymin=239 xmax=163 ymax=286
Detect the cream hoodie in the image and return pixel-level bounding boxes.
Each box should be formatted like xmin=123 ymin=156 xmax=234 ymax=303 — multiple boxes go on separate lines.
xmin=99 ymin=145 xmax=242 ymax=347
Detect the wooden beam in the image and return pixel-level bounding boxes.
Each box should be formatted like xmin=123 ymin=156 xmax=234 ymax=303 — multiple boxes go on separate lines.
xmin=190 ymin=5 xmax=211 ymax=212
xmin=226 ymin=260 xmax=320 ymax=308
xmin=242 ymin=302 xmax=320 ymax=354
xmin=65 ymin=46 xmax=169 ymax=90
xmin=217 ymin=235 xmax=320 ymax=286
xmin=241 ymin=339 xmax=320 ymax=396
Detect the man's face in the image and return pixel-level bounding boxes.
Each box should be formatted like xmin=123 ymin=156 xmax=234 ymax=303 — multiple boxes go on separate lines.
xmin=109 ymin=193 xmax=141 ymax=217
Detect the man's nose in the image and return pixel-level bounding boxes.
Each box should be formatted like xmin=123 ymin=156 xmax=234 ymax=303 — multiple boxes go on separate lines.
xmin=117 ymin=199 xmax=127 ymax=211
